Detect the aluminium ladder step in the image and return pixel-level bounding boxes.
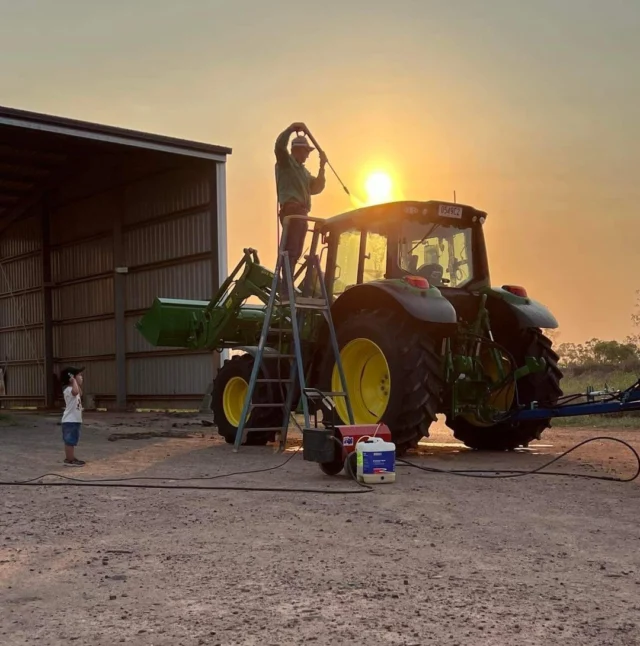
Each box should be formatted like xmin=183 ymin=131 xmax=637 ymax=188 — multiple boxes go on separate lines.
xmin=308 ymin=391 xmax=348 ymax=398
xmin=280 ymin=297 xmax=327 ymax=310
xmin=235 ymin=244 xmax=353 ymax=452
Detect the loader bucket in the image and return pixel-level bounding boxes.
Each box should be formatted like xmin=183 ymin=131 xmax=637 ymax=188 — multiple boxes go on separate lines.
xmin=136 ymin=297 xmax=209 ymax=348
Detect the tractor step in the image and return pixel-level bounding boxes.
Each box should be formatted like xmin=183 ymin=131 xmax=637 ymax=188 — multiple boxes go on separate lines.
xmin=312 ymin=391 xmax=348 ymax=398
xmin=250 ymin=402 xmax=285 ymax=408
xmin=256 ymin=378 xmax=291 ymax=383
xmin=290 ymin=297 xmax=327 ymax=310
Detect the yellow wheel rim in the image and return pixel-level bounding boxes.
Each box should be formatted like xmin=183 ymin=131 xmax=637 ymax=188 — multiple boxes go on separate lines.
xmin=222 ymin=376 xmax=249 ymax=427
xmin=462 ymin=349 xmax=516 ymax=427
xmin=331 ymin=338 xmax=390 ymax=424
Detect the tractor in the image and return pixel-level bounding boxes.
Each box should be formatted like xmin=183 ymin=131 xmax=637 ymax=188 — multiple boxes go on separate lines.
xmin=137 ymin=200 xmax=563 ymax=454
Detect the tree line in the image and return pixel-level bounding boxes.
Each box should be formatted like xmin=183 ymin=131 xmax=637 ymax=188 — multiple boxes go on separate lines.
xmin=550 ymin=290 xmax=640 ymax=369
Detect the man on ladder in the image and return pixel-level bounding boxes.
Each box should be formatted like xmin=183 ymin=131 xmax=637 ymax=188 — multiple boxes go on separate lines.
xmin=231 ymin=124 xmax=354 ymax=450
xmin=274 ymin=122 xmax=327 ymax=295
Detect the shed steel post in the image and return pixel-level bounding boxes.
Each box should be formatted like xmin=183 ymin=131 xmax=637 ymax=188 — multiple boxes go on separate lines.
xmin=210 ymin=161 xmax=229 ymax=370
xmin=113 ymin=188 xmax=127 ymax=410
xmin=41 ymin=196 xmax=55 ymax=408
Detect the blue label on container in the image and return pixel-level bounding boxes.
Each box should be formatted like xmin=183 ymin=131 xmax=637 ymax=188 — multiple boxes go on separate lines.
xmin=362 ymin=450 xmax=395 ymax=475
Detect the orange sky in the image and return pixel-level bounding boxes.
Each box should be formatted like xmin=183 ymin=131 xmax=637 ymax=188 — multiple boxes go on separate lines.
xmin=2 ymin=0 xmax=639 ymax=344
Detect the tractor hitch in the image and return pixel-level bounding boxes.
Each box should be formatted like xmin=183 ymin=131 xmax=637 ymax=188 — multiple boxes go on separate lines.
xmin=490 ymin=356 xmax=547 ymax=394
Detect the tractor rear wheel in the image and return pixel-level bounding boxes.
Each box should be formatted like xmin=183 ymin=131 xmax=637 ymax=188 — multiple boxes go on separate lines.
xmin=318 ymin=309 xmax=443 ymax=454
xmin=448 ymin=328 xmax=563 ymax=451
xmin=212 ymin=354 xmax=279 ymax=446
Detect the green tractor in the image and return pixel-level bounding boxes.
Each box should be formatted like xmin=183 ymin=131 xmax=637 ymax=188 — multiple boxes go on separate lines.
xmin=137 ymin=200 xmax=563 ymax=453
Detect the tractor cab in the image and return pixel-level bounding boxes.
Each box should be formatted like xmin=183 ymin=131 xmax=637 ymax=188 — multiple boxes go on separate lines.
xmin=319 ymin=200 xmax=490 ymax=298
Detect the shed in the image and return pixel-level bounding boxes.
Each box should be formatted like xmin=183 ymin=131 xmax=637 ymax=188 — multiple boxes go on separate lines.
xmin=0 ymin=105 xmax=231 ymax=410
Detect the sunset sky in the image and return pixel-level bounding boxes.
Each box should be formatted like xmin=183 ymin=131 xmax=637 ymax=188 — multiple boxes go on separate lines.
xmin=2 ymin=0 xmax=639 ymax=343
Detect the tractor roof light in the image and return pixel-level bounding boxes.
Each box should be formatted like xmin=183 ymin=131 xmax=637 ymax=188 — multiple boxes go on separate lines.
xmin=404 ymin=275 xmax=430 ymax=289
xmin=503 ymin=285 xmax=528 ymax=298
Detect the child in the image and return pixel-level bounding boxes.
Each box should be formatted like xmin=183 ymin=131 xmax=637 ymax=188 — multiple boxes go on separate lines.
xmin=60 ymin=366 xmax=86 ymax=467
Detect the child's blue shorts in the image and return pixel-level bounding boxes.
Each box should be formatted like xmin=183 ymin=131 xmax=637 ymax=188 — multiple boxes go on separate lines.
xmin=62 ymin=422 xmax=81 ymax=447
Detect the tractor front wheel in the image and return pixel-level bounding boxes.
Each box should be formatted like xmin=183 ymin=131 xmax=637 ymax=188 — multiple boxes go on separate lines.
xmin=212 ymin=354 xmax=279 ymax=446
xmin=448 ymin=328 xmax=563 ymax=451
xmin=318 ymin=309 xmax=443 ymax=454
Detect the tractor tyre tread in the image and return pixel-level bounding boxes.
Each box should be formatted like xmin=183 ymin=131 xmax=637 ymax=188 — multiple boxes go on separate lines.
xmin=211 ymin=354 xmax=279 ymax=447
xmin=321 ymin=308 xmax=444 ymax=454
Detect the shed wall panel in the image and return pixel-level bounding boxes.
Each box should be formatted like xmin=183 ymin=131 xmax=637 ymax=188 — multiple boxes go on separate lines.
xmin=1 ymin=151 xmax=222 ymax=408
xmin=124 ymin=167 xmax=210 ymax=226
xmin=0 ymin=214 xmax=41 ymax=258
xmin=126 ymin=260 xmax=212 ymax=311
xmin=4 ymin=364 xmax=42 ymax=398
xmin=125 ymin=209 xmax=210 ymax=268
xmin=52 ymin=236 xmax=113 ymax=283
xmin=0 ymin=328 xmax=44 ymax=361
xmin=55 ymin=319 xmax=116 ymax=360
xmin=0 ymin=291 xmax=42 ymax=328
xmin=127 ymin=353 xmax=212 ymax=397
xmin=50 ymin=192 xmax=116 ymax=246
xmin=0 ymin=209 xmax=43 ymax=403
xmin=52 ymin=277 xmax=114 ymax=320
xmin=0 ymin=254 xmax=41 ymax=293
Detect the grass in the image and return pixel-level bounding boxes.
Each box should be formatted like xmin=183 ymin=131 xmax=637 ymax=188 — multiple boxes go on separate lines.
xmin=551 ymin=367 xmax=640 ymax=428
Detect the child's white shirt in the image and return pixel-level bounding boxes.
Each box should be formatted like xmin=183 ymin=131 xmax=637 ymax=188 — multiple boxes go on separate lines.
xmin=62 ymin=386 xmax=83 ymax=423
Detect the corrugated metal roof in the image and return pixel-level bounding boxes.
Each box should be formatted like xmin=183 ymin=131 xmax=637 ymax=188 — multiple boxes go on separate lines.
xmin=0 ymin=104 xmax=232 ymax=159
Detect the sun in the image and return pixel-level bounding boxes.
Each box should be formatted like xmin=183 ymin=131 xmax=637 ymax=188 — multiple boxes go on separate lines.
xmin=364 ymin=172 xmax=393 ymax=205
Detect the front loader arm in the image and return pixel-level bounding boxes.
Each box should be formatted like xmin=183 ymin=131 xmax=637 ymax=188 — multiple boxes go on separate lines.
xmin=136 ymin=248 xmax=278 ymax=351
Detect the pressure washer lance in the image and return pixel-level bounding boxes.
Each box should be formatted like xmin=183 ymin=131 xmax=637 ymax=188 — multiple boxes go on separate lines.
xmin=297 ymin=129 xmax=352 ymax=197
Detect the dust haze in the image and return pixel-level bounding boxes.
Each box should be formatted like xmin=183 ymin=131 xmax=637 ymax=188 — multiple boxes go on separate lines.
xmin=1 ymin=0 xmax=638 ymax=343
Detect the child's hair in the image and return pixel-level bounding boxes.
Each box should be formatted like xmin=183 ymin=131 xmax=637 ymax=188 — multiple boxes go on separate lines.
xmin=60 ymin=366 xmax=84 ymax=387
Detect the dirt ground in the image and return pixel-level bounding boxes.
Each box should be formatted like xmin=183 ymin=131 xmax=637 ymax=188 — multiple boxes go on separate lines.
xmin=1 ymin=411 xmax=639 ymax=646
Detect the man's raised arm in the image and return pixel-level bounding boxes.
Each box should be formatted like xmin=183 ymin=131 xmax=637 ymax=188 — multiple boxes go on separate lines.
xmin=275 ymin=122 xmax=307 ymax=166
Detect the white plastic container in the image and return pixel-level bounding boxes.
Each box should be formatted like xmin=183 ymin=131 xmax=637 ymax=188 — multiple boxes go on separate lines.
xmin=356 ymin=436 xmax=396 ymax=484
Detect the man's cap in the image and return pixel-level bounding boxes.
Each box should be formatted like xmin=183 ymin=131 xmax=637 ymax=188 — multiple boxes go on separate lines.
xmin=60 ymin=366 xmax=85 ymax=384
xmin=291 ymin=135 xmax=314 ymax=151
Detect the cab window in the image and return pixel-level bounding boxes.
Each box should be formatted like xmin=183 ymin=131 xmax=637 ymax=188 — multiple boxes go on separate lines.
xmin=398 ymin=221 xmax=473 ymax=287
xmin=363 ymin=231 xmax=387 ymax=283
xmin=333 ymin=229 xmax=360 ymax=296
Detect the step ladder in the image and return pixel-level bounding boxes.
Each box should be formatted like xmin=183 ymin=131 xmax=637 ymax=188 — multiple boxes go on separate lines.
xmin=233 ymin=216 xmax=354 ymax=452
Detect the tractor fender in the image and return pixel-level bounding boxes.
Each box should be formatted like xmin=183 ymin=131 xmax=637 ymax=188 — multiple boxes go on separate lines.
xmin=485 ymin=288 xmax=558 ymax=329
xmin=330 ymin=282 xmax=458 ymax=327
